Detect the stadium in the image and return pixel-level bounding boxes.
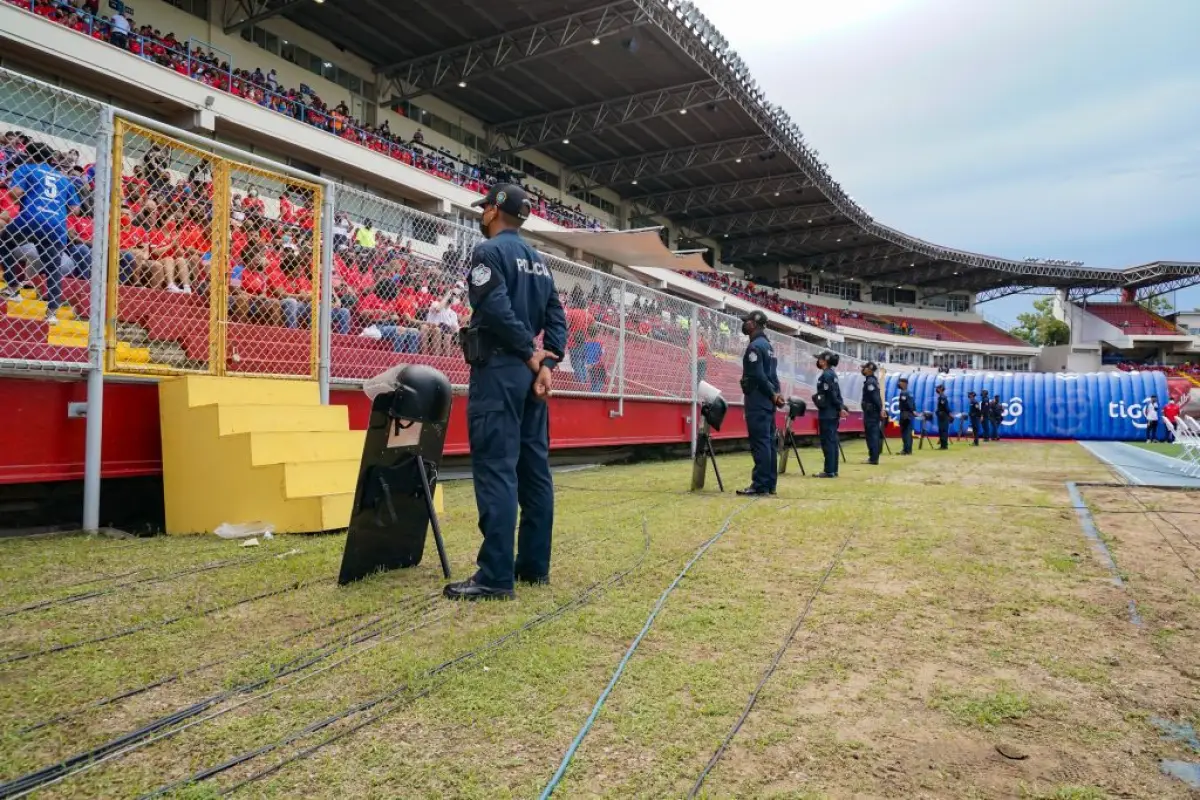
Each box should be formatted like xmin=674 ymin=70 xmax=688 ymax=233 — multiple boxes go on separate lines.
xmin=2 ymin=0 xmax=1200 ymax=797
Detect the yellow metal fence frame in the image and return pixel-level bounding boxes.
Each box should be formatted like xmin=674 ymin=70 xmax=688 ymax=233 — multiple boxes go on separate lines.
xmin=104 ymin=119 xmax=324 ymax=380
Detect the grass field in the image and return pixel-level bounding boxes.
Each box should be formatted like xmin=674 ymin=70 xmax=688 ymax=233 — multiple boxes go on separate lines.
xmin=1129 ymin=441 xmax=1186 ymax=459
xmin=2 ymin=440 xmax=1199 ymax=799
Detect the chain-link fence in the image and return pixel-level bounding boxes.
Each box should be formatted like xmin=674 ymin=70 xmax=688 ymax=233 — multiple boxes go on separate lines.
xmin=2 ymin=63 xmax=850 ymax=410
xmin=224 ymin=163 xmax=323 ymax=379
xmin=104 ymin=120 xmax=322 ymax=378
xmin=0 ymin=67 xmax=107 ymax=371
xmin=106 ymin=120 xmax=218 ymax=374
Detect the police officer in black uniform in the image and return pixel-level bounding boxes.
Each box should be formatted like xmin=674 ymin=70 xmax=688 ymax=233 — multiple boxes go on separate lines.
xmin=736 ymin=310 xmax=784 ymax=496
xmin=896 ymin=376 xmax=915 ymax=455
xmin=812 ymin=350 xmax=846 ymax=478
xmin=979 ymin=389 xmax=992 ymax=441
xmin=935 ymin=384 xmax=952 ymax=450
xmin=967 ymin=391 xmax=982 ymax=446
xmin=860 ymin=361 xmax=885 ymax=465
xmin=444 ymin=183 xmax=568 ymax=602
xmin=989 ymin=394 xmax=1004 ymax=441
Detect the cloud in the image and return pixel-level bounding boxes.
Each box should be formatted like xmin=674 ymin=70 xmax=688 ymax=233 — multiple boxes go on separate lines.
xmin=690 ymin=0 xmax=1200 ymax=270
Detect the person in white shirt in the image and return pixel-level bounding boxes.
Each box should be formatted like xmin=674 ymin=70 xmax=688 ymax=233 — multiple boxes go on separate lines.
xmin=110 ymin=11 xmax=131 ymax=48
xmin=422 ymin=301 xmax=459 ymax=356
xmin=1145 ymin=396 xmax=1160 ymax=443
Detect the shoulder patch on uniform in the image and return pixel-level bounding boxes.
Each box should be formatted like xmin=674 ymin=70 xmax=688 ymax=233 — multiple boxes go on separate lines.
xmin=469 ymin=265 xmax=492 ymax=287
xmin=748 ymin=352 xmax=758 ymax=363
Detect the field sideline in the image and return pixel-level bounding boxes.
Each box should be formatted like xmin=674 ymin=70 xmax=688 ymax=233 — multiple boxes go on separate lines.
xmin=1 ymin=441 xmax=1198 ymax=799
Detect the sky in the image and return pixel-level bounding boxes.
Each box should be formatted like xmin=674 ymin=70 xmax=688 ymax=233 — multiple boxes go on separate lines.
xmin=688 ymin=0 xmax=1200 ymax=325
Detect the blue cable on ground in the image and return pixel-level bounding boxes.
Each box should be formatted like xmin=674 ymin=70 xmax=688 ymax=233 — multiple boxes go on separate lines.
xmin=538 ymin=502 xmax=750 ymax=799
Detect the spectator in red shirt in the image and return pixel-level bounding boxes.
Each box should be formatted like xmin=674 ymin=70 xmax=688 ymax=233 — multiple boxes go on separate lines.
xmin=359 ymin=278 xmax=420 ymax=353
xmin=564 ymin=299 xmax=594 ymax=382
xmin=230 ymin=253 xmax=282 ymax=326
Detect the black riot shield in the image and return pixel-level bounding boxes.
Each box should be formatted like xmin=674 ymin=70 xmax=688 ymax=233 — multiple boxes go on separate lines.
xmin=338 ymin=365 xmax=454 ymax=586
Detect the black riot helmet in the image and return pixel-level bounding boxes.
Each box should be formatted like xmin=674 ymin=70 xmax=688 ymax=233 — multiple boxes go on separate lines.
xmin=936 ymin=384 xmax=946 ymax=393
xmin=741 ymin=309 xmax=767 ymax=337
xmin=861 ymin=361 xmax=877 ymax=376
xmin=816 ymin=350 xmax=838 ymax=369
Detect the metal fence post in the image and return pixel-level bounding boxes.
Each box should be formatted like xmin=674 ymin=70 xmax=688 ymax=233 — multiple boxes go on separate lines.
xmin=318 ymin=184 xmax=335 ymax=405
xmin=690 ymin=305 xmax=699 ymax=457
xmin=610 ymin=292 xmax=626 ymax=418
xmin=82 ymin=106 xmax=116 ymax=533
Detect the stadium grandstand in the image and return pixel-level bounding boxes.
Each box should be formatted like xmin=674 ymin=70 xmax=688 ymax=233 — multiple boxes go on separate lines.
xmin=1 ymin=0 xmax=1200 ymax=505
xmin=8 ymin=2 xmax=1200 ymax=799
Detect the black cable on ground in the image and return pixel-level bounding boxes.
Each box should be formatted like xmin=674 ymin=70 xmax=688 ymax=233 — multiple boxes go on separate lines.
xmin=0 ymin=576 xmax=319 ymax=666
xmin=139 ymin=519 xmax=656 ymax=799
xmin=4 ymin=501 xmax=672 ymax=799
xmin=0 ymin=590 xmax=444 ymax=800
xmin=0 ymin=552 xmax=278 ymax=618
xmin=539 ymin=502 xmax=752 ymax=799
xmin=18 ymin=600 xmax=399 ymax=735
xmin=15 ymin=499 xmax=662 ymax=736
xmin=687 ymin=526 xmax=856 ymax=798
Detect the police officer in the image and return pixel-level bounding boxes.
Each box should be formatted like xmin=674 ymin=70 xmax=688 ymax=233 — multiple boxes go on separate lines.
xmin=935 ymin=384 xmax=952 ymax=450
xmin=967 ymin=391 xmax=982 ymax=446
xmin=979 ymin=389 xmax=992 ymax=441
xmin=860 ymin=361 xmax=885 ymax=465
xmin=812 ymin=351 xmax=846 ymax=477
xmin=736 ymin=310 xmax=784 ymax=496
xmin=443 ymin=183 xmax=567 ymax=602
xmin=896 ymin=376 xmax=915 ymax=455
xmin=989 ymin=393 xmax=1004 ymax=441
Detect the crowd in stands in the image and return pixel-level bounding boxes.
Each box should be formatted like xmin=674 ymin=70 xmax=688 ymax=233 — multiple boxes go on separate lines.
xmin=1 ymin=127 xmax=717 ymax=381
xmin=4 ymin=0 xmax=606 ymax=231
xmin=686 ymin=271 xmax=929 ymax=337
xmin=1117 ymin=362 xmax=1200 ymax=381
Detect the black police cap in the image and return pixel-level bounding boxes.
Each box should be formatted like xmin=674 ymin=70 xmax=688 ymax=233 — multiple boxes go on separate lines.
xmin=742 ymin=310 xmax=767 ymax=326
xmin=471 ymin=182 xmax=531 ymax=220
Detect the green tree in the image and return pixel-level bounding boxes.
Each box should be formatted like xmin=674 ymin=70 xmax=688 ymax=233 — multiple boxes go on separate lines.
xmin=1012 ymin=296 xmax=1070 ymax=346
xmin=1138 ymin=295 xmax=1173 ymax=318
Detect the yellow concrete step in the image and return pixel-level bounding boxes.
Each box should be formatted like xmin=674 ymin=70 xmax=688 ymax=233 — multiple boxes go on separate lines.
xmin=181 ymin=375 xmax=321 ymax=408
xmin=315 ymin=484 xmax=443 ymax=530
xmin=214 ymin=403 xmax=349 ymax=435
xmin=48 ymin=332 xmax=88 ymax=348
xmin=320 ymin=492 xmax=355 ymax=530
xmin=115 ymin=342 xmax=152 ymax=365
xmin=5 ymin=297 xmax=76 ymax=321
xmin=282 ymin=459 xmax=359 ymax=499
xmin=242 ymin=430 xmax=365 ymax=466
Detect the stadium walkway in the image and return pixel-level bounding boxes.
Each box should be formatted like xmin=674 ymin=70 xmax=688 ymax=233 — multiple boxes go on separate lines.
xmin=1078 ymin=441 xmax=1200 ymax=488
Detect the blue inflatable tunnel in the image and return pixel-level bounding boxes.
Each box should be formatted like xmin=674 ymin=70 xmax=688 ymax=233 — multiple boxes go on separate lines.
xmin=883 ymin=371 xmax=1170 ymax=441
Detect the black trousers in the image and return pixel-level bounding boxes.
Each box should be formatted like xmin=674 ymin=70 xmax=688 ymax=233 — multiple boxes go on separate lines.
xmin=864 ymin=417 xmax=882 ymax=463
xmin=970 ymin=415 xmax=981 ymax=444
xmin=818 ymin=417 xmax=840 ymax=475
xmin=937 ymin=417 xmax=950 ymax=448
xmin=899 ymin=419 xmax=913 ymax=453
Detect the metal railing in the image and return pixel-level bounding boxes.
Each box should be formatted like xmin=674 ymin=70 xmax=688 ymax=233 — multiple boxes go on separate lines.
xmin=0 ymin=65 xmax=864 ymax=531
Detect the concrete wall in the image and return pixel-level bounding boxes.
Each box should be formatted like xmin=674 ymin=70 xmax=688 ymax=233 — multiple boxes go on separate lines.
xmin=1037 ymin=345 xmax=1102 ymax=373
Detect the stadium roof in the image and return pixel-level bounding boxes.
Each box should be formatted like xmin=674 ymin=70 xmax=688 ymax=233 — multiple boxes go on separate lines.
xmin=250 ymin=0 xmax=1200 ymax=300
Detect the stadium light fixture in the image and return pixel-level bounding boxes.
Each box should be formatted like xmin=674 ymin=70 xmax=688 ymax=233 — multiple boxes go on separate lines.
xmin=591 ymin=37 xmax=600 ymax=45
xmin=314 ymin=0 xmax=324 ymax=3
xmin=562 ymin=138 xmax=570 ymax=144
xmin=735 ymin=157 xmax=742 ymax=163
xmin=680 ymin=108 xmax=688 ymax=114
xmin=457 ymin=81 xmax=467 ymax=88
